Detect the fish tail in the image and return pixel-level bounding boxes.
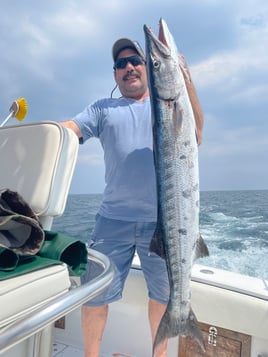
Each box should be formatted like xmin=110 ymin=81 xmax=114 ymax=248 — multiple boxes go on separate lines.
xmin=152 ymin=306 xmax=205 ymax=356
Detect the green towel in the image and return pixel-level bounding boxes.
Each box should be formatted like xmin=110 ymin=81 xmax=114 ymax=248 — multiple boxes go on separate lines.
xmin=0 ymin=255 xmax=62 ymax=281
xmin=39 ymin=231 xmax=88 ymax=276
xmin=0 ymin=231 xmax=88 ymax=279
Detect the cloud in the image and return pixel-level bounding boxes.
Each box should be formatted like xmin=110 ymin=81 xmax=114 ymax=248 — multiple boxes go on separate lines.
xmin=78 ymin=154 xmax=103 ymax=166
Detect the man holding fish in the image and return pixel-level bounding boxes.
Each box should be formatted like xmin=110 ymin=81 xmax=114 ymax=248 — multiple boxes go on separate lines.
xmin=60 ymin=19 xmax=205 ymax=357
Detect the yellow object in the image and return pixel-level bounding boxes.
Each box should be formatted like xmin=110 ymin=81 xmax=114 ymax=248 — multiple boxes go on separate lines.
xmin=14 ymin=98 xmax=28 ymax=121
xmin=0 ymin=97 xmax=28 ymax=127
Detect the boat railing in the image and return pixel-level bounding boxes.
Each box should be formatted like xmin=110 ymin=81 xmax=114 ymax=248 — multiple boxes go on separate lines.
xmin=0 ymin=248 xmax=114 ymax=354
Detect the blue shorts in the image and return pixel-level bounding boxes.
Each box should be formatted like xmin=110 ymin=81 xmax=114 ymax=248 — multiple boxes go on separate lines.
xmin=81 ymin=215 xmax=170 ymax=306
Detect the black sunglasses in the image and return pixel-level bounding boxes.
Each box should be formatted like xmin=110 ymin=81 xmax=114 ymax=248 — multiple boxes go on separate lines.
xmin=113 ymin=55 xmax=145 ymax=70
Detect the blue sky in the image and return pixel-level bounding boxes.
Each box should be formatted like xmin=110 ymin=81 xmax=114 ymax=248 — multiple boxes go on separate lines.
xmin=0 ymin=0 xmax=267 ymax=194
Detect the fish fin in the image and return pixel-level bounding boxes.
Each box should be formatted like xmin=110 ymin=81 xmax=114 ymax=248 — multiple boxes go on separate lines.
xmin=153 ymin=305 xmax=205 ymax=355
xmin=192 ymin=234 xmax=209 ymax=261
xmin=149 ymin=226 xmax=166 ymax=259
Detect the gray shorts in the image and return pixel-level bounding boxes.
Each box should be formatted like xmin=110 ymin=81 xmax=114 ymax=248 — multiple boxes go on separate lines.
xmin=81 ymin=214 xmax=170 ymax=306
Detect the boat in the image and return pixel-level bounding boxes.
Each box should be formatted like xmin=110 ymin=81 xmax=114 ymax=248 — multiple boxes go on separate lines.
xmin=0 ymin=122 xmax=267 ymax=357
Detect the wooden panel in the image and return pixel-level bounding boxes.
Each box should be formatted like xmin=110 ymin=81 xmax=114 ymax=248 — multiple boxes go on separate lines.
xmin=178 ymin=322 xmax=251 ymax=357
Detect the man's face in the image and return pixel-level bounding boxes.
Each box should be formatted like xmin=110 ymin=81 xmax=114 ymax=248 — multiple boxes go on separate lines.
xmin=113 ymin=48 xmax=149 ymax=100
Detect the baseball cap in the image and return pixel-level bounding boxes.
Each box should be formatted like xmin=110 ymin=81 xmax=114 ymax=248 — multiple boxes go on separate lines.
xmin=112 ymin=38 xmax=145 ymax=62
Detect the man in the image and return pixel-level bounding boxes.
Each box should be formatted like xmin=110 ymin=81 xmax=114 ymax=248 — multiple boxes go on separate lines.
xmin=61 ymin=38 xmax=170 ymax=357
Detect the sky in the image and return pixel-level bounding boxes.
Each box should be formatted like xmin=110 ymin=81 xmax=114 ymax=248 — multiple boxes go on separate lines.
xmin=0 ymin=0 xmax=267 ymax=194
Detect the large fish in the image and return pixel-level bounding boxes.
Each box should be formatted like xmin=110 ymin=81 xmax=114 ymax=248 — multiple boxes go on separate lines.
xmin=143 ymin=18 xmax=209 ymax=354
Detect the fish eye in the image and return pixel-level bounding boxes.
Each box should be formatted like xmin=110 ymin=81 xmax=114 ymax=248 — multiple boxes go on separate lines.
xmin=152 ymin=59 xmax=160 ymax=70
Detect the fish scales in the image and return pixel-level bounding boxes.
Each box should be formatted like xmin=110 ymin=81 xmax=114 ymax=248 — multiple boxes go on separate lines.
xmin=144 ymin=18 xmax=209 ymax=355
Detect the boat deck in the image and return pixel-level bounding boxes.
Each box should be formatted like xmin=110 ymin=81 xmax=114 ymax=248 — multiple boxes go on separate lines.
xmin=52 ymin=342 xmax=83 ymax=357
xmin=52 ymin=342 xmax=130 ymax=357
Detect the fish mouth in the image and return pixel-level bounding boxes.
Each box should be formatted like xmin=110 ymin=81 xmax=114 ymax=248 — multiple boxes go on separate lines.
xmin=143 ymin=18 xmax=181 ymax=101
xmin=144 ymin=18 xmax=179 ymax=63
xmin=143 ymin=18 xmax=171 ymax=57
xmin=158 ymin=18 xmax=169 ymax=48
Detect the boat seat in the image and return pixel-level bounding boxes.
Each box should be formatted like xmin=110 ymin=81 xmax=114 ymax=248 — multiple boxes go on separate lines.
xmin=0 ymin=122 xmax=79 ymax=356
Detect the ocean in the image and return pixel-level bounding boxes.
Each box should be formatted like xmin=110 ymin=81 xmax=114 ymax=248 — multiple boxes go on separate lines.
xmin=52 ymin=190 xmax=268 ymax=280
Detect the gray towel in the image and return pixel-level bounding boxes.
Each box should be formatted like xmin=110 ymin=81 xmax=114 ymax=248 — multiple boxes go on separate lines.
xmin=0 ymin=189 xmax=44 ymax=255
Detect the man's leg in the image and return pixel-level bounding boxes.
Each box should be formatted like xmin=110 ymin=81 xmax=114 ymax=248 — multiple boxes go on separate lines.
xmin=148 ymin=298 xmax=168 ymax=357
xmin=80 ymin=217 xmax=136 ymax=356
xmin=82 ymin=304 xmax=108 ymax=357
xmin=135 ymin=221 xmax=170 ymax=356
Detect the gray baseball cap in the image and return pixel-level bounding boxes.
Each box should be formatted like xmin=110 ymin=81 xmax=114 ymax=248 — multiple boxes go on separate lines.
xmin=112 ymin=38 xmax=145 ymax=62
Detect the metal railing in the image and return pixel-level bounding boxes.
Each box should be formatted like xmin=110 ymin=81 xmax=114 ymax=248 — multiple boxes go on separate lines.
xmin=0 ymin=249 xmax=114 ymax=353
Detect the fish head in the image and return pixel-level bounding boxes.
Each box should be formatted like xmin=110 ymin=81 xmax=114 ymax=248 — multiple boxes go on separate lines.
xmin=143 ymin=18 xmax=181 ymax=101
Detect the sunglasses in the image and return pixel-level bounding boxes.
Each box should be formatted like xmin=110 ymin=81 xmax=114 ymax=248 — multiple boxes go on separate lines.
xmin=114 ymin=55 xmax=145 ymax=70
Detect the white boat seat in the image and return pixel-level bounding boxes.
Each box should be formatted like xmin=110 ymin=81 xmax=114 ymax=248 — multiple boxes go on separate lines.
xmin=0 ymin=122 xmax=79 ymax=355
xmin=0 ymin=121 xmax=78 ymax=228
xmin=0 ymin=264 xmax=71 ymax=328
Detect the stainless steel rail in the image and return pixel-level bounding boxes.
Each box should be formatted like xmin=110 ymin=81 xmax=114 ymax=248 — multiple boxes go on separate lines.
xmin=0 ymin=249 xmax=114 ymax=353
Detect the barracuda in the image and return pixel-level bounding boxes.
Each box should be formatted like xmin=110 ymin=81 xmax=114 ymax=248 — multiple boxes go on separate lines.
xmin=143 ymin=18 xmax=209 ymax=354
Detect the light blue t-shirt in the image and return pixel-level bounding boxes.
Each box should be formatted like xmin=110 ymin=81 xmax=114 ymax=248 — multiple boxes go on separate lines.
xmin=73 ymin=96 xmax=157 ymax=222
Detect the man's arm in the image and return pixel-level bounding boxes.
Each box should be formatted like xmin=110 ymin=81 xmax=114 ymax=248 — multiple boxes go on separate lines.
xmin=60 ymin=120 xmax=82 ymax=139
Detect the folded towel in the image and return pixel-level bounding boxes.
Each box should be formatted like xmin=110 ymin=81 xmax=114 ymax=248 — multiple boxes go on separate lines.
xmin=0 ymin=255 xmax=63 ymax=280
xmin=0 ymin=231 xmax=88 ymax=279
xmin=39 ymin=231 xmax=88 ymax=276
xmin=0 ymin=189 xmax=44 ymax=255
xmin=0 ymin=190 xmax=88 ymax=279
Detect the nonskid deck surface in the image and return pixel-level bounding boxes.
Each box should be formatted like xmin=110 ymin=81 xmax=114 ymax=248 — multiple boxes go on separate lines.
xmin=53 ymin=342 xmax=133 ymax=357
xmin=53 ymin=342 xmax=83 ymax=357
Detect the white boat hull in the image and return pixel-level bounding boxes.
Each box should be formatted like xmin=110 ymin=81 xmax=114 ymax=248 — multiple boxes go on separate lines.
xmin=53 ymin=262 xmax=268 ymax=357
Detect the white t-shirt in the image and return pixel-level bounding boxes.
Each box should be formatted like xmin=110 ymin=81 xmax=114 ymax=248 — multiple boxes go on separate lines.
xmin=73 ymin=96 xmax=157 ymax=222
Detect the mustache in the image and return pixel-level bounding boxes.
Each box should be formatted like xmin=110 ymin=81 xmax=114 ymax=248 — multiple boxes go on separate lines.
xmin=123 ymin=70 xmax=140 ymax=81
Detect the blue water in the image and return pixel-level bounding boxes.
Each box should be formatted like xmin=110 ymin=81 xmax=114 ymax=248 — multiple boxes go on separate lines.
xmin=52 ymin=190 xmax=268 ymax=280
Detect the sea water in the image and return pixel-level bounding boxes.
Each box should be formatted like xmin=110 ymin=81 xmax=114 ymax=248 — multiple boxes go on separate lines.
xmin=52 ymin=190 xmax=268 ymax=280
